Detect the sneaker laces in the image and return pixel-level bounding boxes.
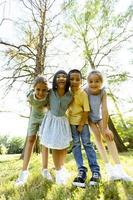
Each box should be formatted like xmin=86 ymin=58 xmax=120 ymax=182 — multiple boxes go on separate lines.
xmin=78 ymin=170 xmax=86 ymax=180
xmin=92 ymin=172 xmax=100 ymax=179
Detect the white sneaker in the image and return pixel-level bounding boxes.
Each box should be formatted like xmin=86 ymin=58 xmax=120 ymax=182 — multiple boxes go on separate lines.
xmin=61 ymin=166 xmax=71 ymax=180
xmin=114 ymin=164 xmax=133 ymax=182
xmin=15 ymin=170 xmax=29 ymax=186
xmin=105 ymin=163 xmax=120 ymax=181
xmin=56 ymin=169 xmax=67 ymax=185
xmin=42 ymin=169 xmax=52 ymax=181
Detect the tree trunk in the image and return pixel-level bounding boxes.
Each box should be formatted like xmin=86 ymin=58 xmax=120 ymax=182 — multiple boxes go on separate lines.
xmin=108 ymin=116 xmax=127 ymax=152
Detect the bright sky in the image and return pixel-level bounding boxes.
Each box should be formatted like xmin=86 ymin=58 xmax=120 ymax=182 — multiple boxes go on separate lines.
xmin=0 ymin=0 xmax=132 ymax=137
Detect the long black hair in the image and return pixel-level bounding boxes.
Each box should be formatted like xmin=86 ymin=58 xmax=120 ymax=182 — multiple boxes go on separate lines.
xmin=52 ymin=70 xmax=70 ymax=93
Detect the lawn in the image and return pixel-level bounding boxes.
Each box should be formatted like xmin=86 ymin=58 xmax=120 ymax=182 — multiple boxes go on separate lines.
xmin=0 ymin=151 xmax=133 ymax=200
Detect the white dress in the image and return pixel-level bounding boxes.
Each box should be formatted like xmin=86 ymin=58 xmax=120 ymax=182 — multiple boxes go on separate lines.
xmin=39 ymin=89 xmax=72 ymax=149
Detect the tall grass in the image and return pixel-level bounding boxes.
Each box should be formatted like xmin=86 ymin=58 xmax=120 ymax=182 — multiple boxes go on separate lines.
xmin=0 ymin=151 xmax=133 ymax=200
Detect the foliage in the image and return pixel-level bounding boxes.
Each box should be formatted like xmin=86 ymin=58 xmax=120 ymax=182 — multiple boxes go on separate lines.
xmin=0 ymin=135 xmax=10 ymax=148
xmin=63 ymin=0 xmax=133 ymax=70
xmin=112 ymin=116 xmax=133 ymax=149
xmin=0 ymin=0 xmax=66 ymax=94
xmin=0 ymin=144 xmax=8 ymax=155
xmin=7 ymin=137 xmax=24 ymax=154
xmin=63 ymin=1 xmax=133 ymax=147
xmin=0 ymin=153 xmax=133 ymax=199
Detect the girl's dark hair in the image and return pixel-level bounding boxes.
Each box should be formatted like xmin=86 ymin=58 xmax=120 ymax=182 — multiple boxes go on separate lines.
xmin=52 ymin=70 xmax=69 ymax=93
xmin=33 ymin=76 xmax=47 ymax=88
xmin=87 ymin=70 xmax=103 ymax=83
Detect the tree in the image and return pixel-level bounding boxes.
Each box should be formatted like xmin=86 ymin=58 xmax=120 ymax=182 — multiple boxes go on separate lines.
xmin=63 ymin=0 xmax=133 ymax=151
xmin=0 ymin=0 xmax=68 ymax=157
xmin=0 ymin=0 xmax=66 ymax=93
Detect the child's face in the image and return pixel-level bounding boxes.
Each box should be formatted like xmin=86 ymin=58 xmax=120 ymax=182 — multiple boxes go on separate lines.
xmin=69 ymin=72 xmax=82 ymax=92
xmin=88 ymin=74 xmax=102 ymax=94
xmin=34 ymin=82 xmax=48 ymax=99
xmin=56 ymin=73 xmax=67 ymax=89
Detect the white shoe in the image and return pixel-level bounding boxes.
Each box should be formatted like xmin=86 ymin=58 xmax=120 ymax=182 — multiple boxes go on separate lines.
xmin=105 ymin=163 xmax=120 ymax=181
xmin=42 ymin=169 xmax=52 ymax=181
xmin=15 ymin=170 xmax=29 ymax=186
xmin=114 ymin=164 xmax=133 ymax=182
xmin=56 ymin=169 xmax=67 ymax=185
xmin=61 ymin=166 xmax=71 ymax=180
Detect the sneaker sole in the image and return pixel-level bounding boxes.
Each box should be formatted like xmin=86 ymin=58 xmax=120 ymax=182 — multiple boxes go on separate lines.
xmin=89 ymin=181 xmax=99 ymax=186
xmin=120 ymin=177 xmax=133 ymax=182
xmin=15 ymin=181 xmax=26 ymax=187
xmin=73 ymin=182 xmax=85 ymax=188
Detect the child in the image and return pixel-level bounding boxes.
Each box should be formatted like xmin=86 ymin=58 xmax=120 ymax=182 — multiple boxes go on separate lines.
xmin=15 ymin=76 xmax=52 ymax=186
xmin=85 ymin=70 xmax=133 ymax=181
xmin=67 ymin=69 xmax=101 ymax=188
xmin=39 ymin=70 xmax=72 ymax=185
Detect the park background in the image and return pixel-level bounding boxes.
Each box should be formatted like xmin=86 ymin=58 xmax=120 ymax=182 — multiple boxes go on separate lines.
xmin=0 ymin=0 xmax=133 ymax=200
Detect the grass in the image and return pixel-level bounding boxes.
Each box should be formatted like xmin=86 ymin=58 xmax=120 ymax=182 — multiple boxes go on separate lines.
xmin=0 ymin=151 xmax=133 ymax=200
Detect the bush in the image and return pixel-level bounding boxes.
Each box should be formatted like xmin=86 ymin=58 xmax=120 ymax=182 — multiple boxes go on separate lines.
xmin=8 ymin=137 xmax=24 ymax=154
xmin=112 ymin=116 xmax=133 ymax=149
xmin=0 ymin=144 xmax=8 ymax=155
xmin=0 ymin=135 xmax=10 ymax=148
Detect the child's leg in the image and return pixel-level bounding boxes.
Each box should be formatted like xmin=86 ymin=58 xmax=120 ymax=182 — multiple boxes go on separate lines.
xmin=15 ymin=135 xmax=36 ymax=186
xmin=42 ymin=146 xmax=49 ymax=169
xmin=89 ymin=122 xmax=109 ymax=163
xmin=52 ymin=149 xmax=62 ymax=170
xmin=81 ymin=125 xmax=100 ymax=173
xmin=60 ymin=149 xmax=67 ymax=167
xmin=70 ymin=125 xmax=84 ymax=170
xmin=52 ymin=149 xmax=68 ymax=184
xmin=98 ymin=122 xmax=133 ymax=181
xmin=98 ymin=121 xmax=120 ymax=164
xmin=22 ymin=135 xmax=36 ymax=170
xmin=81 ymin=125 xmax=100 ymax=186
xmin=52 ymin=149 xmax=66 ymax=169
xmin=41 ymin=146 xmax=52 ymax=180
xmin=106 ymin=140 xmax=120 ymax=164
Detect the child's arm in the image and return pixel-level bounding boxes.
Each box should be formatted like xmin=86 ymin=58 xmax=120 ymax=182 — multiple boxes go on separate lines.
xmin=101 ymin=93 xmax=114 ymax=141
xmin=77 ymin=111 xmax=88 ymax=133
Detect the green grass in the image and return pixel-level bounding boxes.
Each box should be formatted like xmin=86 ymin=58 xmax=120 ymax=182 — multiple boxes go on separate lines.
xmin=0 ymin=151 xmax=133 ymax=200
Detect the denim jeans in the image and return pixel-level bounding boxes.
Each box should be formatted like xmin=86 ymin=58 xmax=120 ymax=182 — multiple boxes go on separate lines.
xmin=70 ymin=124 xmax=100 ymax=174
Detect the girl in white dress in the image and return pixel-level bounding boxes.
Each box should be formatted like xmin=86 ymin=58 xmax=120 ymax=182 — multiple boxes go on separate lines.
xmin=40 ymin=70 xmax=72 ymax=185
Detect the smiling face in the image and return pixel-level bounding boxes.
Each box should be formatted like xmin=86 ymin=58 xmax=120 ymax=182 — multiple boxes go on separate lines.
xmin=69 ymin=72 xmax=82 ymax=92
xmin=56 ymin=73 xmax=67 ymax=89
xmin=87 ymin=74 xmax=103 ymax=94
xmin=34 ymin=82 xmax=48 ymax=100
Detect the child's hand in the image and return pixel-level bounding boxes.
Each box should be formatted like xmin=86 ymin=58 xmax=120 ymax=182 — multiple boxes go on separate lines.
xmin=104 ymin=128 xmax=114 ymax=141
xmin=77 ymin=125 xmax=83 ymax=133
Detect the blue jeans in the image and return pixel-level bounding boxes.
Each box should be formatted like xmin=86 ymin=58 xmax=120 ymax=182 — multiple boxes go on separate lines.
xmin=70 ymin=124 xmax=100 ymax=174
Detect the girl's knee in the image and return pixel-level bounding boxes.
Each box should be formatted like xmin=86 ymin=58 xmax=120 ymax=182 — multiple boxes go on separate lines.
xmin=27 ymin=135 xmax=36 ymax=144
